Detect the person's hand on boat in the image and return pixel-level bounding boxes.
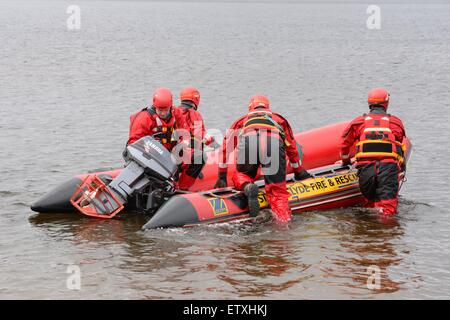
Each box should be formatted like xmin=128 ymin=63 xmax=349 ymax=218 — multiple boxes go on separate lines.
xmin=214 ymin=172 xmax=228 ymax=188
xmin=294 ymin=168 xmax=312 ymax=181
xmin=203 ymin=135 xmax=220 ymax=150
xmin=203 ymin=134 xmax=215 ymax=146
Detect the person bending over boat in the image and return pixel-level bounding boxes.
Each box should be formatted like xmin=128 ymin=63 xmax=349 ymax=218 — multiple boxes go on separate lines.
xmin=214 ymin=95 xmax=312 ymax=224
xmin=175 ymin=87 xmax=216 ymax=190
xmin=127 ymin=87 xmax=180 ymax=151
xmin=340 ymin=88 xmax=407 ymax=215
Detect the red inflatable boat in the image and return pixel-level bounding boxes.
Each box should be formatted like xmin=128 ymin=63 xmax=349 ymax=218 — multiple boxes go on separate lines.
xmin=30 ymin=121 xmax=412 ymax=229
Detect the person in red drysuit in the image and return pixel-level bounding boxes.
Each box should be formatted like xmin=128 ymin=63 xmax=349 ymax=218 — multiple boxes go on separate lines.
xmin=340 ymin=87 xmax=407 ymax=215
xmin=127 ymin=87 xmax=178 ymax=152
xmin=175 ymin=87 xmax=215 ymax=190
xmin=214 ymin=95 xmax=311 ymax=224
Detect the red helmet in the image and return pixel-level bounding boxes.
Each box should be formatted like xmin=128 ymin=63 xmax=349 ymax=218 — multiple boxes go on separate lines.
xmin=180 ymin=87 xmax=200 ymax=107
xmin=152 ymin=88 xmax=173 ymax=110
xmin=248 ymin=95 xmax=270 ymax=112
xmin=368 ymin=87 xmax=390 ymax=110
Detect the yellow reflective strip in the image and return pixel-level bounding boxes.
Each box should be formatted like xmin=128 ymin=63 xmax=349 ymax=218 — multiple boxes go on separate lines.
xmin=356 ymin=140 xmax=394 ymax=146
xmin=244 ymin=118 xmax=275 ymax=127
xmin=244 ymin=123 xmax=279 ymax=132
xmin=401 ymin=143 xmax=406 ymax=151
xmin=356 ymin=152 xmax=403 ymax=163
xmin=356 ymin=152 xmax=396 ymax=157
xmin=285 ymin=139 xmax=291 ymax=147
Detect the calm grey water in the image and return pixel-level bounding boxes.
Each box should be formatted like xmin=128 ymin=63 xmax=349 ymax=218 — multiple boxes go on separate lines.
xmin=1 ymin=0 xmax=450 ymax=299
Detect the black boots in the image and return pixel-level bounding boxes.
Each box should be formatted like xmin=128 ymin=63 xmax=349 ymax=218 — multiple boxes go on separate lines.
xmin=244 ymin=183 xmax=260 ymax=217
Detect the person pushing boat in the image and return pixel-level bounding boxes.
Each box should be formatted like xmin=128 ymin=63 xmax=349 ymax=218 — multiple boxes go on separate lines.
xmin=214 ymin=95 xmax=312 ymax=224
xmin=340 ymin=88 xmax=407 ymax=215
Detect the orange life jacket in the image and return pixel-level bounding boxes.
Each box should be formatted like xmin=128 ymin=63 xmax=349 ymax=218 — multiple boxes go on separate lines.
xmin=129 ymin=107 xmax=177 ymax=150
xmin=355 ymin=114 xmax=405 ymax=164
xmin=242 ymin=110 xmax=287 ymax=143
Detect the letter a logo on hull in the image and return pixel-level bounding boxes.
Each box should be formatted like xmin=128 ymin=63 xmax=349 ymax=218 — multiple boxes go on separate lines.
xmin=208 ymin=198 xmax=229 ymax=216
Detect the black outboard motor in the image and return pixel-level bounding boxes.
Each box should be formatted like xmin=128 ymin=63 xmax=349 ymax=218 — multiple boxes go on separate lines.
xmin=70 ymin=137 xmax=178 ymax=218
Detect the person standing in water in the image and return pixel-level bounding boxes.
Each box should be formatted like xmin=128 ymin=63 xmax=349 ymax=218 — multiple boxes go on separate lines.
xmin=340 ymin=88 xmax=407 ymax=215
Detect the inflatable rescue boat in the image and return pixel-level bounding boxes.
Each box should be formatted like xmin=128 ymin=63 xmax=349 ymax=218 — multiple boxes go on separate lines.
xmin=30 ymin=121 xmax=412 ymax=229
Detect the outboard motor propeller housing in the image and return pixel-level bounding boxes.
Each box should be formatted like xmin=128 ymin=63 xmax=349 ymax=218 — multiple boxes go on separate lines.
xmin=71 ymin=137 xmax=178 ymax=218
